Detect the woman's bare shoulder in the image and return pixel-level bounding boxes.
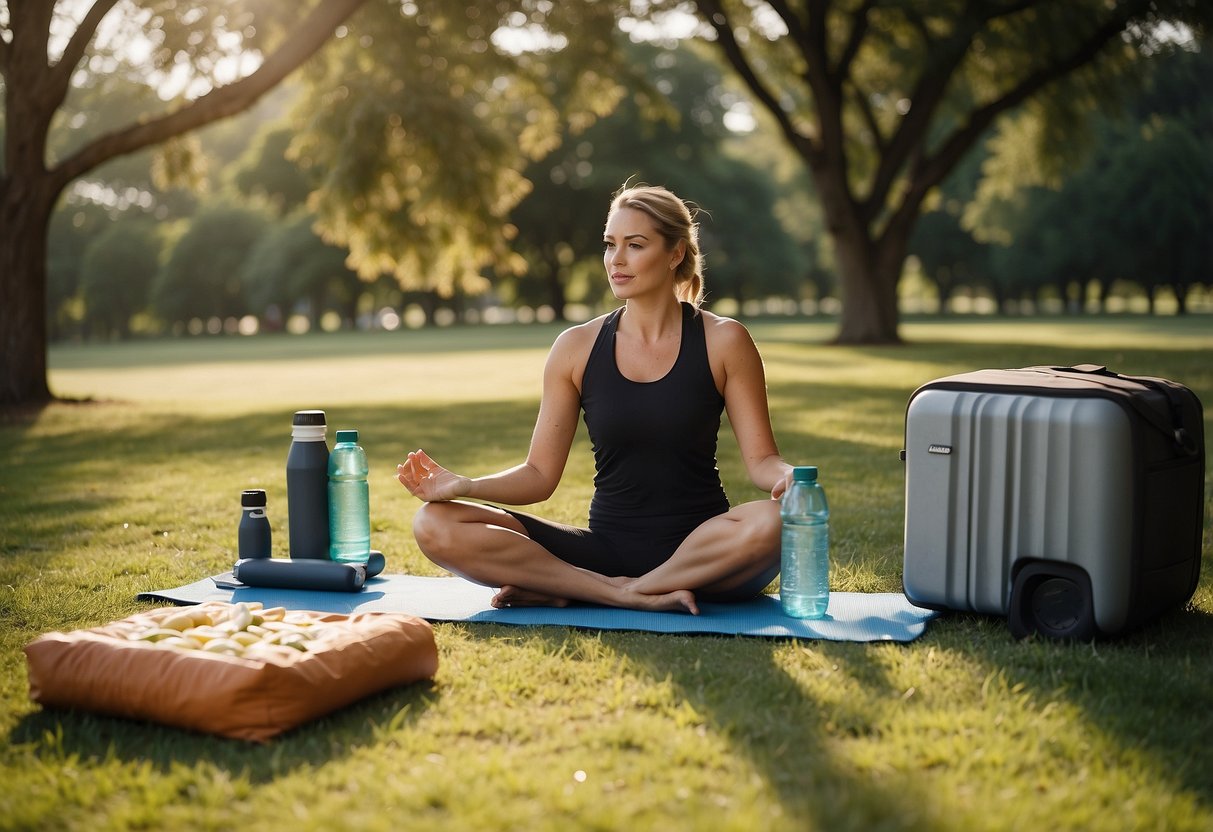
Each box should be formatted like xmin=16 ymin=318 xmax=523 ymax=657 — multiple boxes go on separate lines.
xmin=553 ymin=312 xmax=611 ymax=352
xmin=700 ymin=309 xmax=757 ymax=350
xmin=548 ymin=311 xmax=612 ymax=382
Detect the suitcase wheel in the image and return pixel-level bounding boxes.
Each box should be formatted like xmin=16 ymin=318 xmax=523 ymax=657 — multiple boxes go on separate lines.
xmin=1008 ymin=561 xmax=1098 ymax=641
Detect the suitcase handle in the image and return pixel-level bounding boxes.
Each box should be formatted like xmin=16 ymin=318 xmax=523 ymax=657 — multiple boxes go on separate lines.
xmin=1052 ymin=363 xmax=1112 ymax=375
xmin=1036 ymin=365 xmax=1198 ymax=457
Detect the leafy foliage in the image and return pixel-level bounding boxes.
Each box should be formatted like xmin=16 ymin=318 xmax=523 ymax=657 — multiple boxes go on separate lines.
xmin=79 ymin=220 xmax=162 ymax=338
xmin=153 ymin=203 xmax=270 ymax=324
xmin=241 ymin=210 xmax=362 ymax=325
xmin=504 ymin=40 xmax=806 ymax=315
xmin=290 ymin=0 xmax=634 ymax=294
xmin=966 ymin=43 xmax=1213 ymax=311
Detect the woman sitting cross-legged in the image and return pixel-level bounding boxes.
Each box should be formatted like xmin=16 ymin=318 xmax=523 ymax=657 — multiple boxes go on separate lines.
xmin=397 ymin=183 xmax=797 ymax=614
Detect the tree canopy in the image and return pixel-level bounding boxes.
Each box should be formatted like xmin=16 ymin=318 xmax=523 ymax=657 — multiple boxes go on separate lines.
xmin=4 ymin=1 xmax=1210 ymax=407
xmin=2 ymin=0 xmax=635 ymax=403
xmin=965 ymin=43 xmax=1213 ymax=312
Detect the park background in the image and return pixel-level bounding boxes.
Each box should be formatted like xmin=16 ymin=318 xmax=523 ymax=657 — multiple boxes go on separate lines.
xmin=2 ymin=2 xmax=1212 ymax=831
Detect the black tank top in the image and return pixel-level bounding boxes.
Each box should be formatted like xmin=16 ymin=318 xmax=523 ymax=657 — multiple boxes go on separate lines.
xmin=580 ymin=302 xmax=730 ymax=537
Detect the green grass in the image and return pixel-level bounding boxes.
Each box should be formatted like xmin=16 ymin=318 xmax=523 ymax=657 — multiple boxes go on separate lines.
xmin=2 ymin=314 xmax=1211 ymax=831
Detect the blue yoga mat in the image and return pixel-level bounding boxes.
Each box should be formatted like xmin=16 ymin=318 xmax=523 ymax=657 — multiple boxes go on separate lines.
xmin=138 ymin=573 xmax=939 ymax=642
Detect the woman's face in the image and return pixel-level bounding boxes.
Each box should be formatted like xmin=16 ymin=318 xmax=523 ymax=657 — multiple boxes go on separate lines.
xmin=602 ymin=207 xmax=681 ymax=301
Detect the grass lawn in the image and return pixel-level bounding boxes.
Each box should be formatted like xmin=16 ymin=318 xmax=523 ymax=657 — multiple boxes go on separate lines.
xmin=2 ymin=314 xmax=1210 ymax=831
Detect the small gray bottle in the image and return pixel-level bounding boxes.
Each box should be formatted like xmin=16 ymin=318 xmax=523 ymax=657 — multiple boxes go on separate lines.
xmin=238 ymin=489 xmax=272 ymax=559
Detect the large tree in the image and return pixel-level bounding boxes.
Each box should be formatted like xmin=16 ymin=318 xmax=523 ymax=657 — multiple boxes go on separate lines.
xmin=675 ymin=0 xmax=1211 ymax=343
xmin=2 ymin=0 xmax=633 ymax=405
xmin=0 ymin=0 xmax=368 ymax=405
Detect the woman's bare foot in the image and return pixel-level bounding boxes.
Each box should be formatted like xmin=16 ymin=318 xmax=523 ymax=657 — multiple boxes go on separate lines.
xmin=625 ymin=588 xmax=699 ymax=615
xmin=492 ymin=585 xmax=571 ymax=608
xmin=491 ymin=583 xmax=699 ymax=615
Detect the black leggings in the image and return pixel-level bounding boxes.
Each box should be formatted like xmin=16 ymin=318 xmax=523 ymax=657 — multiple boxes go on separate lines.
xmin=501 ymin=507 xmax=779 ymax=602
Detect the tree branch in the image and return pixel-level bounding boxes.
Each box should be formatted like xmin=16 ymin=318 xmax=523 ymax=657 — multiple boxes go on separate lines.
xmin=790 ymin=0 xmax=850 ymax=165
xmin=692 ymin=0 xmax=817 ymax=160
xmin=834 ymin=0 xmax=876 ymax=81
xmin=44 ymin=0 xmax=122 ymax=108
xmin=803 ymin=0 xmax=833 ymax=89
xmin=978 ymin=0 xmax=1043 ymax=23
xmin=50 ymin=0 xmax=368 ymax=190
xmin=860 ymin=15 xmax=978 ymax=221
xmin=849 ymin=80 xmax=886 ymax=155
xmin=877 ymin=2 xmax=1147 ymax=246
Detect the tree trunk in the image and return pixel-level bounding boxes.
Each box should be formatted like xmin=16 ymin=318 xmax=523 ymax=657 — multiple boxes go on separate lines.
xmin=0 ymin=179 xmax=58 ymax=404
xmin=809 ymin=153 xmax=906 ymax=344
xmin=829 ymin=222 xmax=904 ymax=344
xmin=1173 ymin=283 xmax=1188 ymax=315
xmin=1097 ymin=279 xmax=1112 ymax=313
xmin=546 ymin=266 xmax=567 ymax=321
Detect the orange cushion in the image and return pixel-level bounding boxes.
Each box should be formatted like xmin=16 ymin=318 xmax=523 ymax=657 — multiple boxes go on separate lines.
xmin=24 ymin=602 xmax=438 ymax=742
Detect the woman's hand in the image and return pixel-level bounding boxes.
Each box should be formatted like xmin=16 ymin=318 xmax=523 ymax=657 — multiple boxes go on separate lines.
xmin=770 ymin=466 xmax=795 ymax=501
xmin=396 ymin=449 xmax=470 ymax=503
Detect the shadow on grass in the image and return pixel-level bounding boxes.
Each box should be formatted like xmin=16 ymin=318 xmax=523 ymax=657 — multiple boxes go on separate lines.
xmin=445 ymin=593 xmax=1213 ymax=828
xmin=612 ymin=633 xmax=952 ymax=829
xmin=8 ymin=679 xmax=442 ymax=781
xmin=950 ymin=604 xmax=1213 ymax=805
xmin=443 ymin=624 xmax=962 ymax=829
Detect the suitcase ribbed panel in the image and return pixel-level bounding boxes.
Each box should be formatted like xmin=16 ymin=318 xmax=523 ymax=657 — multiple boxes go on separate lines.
xmin=904 ymin=389 xmax=1135 ymax=627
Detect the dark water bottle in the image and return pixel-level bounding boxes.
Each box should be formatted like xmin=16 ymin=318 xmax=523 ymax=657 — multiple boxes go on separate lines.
xmin=238 ymin=489 xmax=272 ymax=558
xmin=328 ymin=429 xmax=371 ymax=564
xmin=286 ymin=409 xmax=330 ymax=558
xmin=780 ymin=466 xmax=830 ymax=619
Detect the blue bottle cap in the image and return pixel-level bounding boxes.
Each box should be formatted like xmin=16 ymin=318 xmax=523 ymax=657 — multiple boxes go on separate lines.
xmin=792 ymin=466 xmax=818 ymax=482
xmin=335 ymin=429 xmax=359 ymax=443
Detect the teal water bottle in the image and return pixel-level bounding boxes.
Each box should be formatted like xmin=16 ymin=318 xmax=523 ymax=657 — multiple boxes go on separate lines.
xmin=780 ymin=466 xmax=830 ymax=619
xmin=328 ymin=429 xmax=371 ymax=564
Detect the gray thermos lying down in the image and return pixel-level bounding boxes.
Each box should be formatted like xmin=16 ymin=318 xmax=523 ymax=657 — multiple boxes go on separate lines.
xmin=233 ymin=550 xmax=385 ymax=592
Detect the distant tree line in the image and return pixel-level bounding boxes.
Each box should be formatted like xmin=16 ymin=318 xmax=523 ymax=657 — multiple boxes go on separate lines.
xmin=6 ymin=2 xmax=1211 ymax=407
xmin=47 ymin=41 xmax=814 ymax=340
xmin=911 ymin=43 xmax=1211 ymax=315
xmin=43 ymin=36 xmax=1213 ymax=342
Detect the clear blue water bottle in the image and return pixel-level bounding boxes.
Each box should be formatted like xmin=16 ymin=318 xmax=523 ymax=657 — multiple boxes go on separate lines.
xmin=328 ymin=429 xmax=371 ymax=564
xmin=780 ymin=465 xmax=830 ymax=619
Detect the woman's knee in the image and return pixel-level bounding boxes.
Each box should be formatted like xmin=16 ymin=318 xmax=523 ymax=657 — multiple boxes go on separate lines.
xmin=740 ymin=500 xmax=782 ymax=558
xmin=413 ymin=501 xmax=523 ymax=568
xmin=412 ymin=501 xmax=463 ymax=562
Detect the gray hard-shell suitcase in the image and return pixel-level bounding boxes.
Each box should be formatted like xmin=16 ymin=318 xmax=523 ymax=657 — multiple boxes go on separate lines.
xmin=901 ymin=364 xmax=1204 ymax=639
